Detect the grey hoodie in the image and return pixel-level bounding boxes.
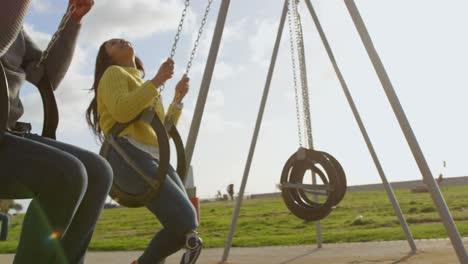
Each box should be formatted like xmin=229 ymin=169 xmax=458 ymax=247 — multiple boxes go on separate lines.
xmin=1 ymin=1 xmax=81 ymax=128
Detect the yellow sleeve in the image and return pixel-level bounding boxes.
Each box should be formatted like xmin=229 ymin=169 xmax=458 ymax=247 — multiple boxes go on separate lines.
xmin=165 ymin=102 xmax=183 ymax=126
xmin=100 ymin=66 xmax=159 ymax=123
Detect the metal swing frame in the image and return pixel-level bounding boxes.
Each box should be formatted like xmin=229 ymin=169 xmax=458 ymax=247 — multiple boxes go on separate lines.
xmin=1 ymin=0 xmax=465 ymax=262
xmin=216 ymin=0 xmax=467 ymax=263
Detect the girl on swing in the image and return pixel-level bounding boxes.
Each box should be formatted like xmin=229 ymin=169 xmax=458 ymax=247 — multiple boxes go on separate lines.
xmin=86 ymin=39 xmax=202 ymax=264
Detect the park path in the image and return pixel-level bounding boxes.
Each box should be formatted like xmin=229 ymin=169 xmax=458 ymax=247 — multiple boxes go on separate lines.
xmin=0 ymin=238 xmax=464 ymax=263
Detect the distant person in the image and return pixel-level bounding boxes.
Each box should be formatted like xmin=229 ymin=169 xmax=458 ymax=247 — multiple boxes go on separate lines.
xmin=437 ymin=174 xmax=444 ymax=185
xmin=227 ymin=184 xmax=234 ymax=201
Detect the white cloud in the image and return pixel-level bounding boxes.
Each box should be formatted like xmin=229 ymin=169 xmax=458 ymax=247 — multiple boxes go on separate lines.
xmin=30 ymin=0 xmax=57 ymax=14
xmin=207 ymin=89 xmax=224 ymax=107
xmin=249 ymin=19 xmax=277 ymax=65
xmin=23 ymin=24 xmax=51 ymax=49
xmin=223 ymin=18 xmax=248 ymax=42
xmin=81 ymin=0 xmax=192 ymax=46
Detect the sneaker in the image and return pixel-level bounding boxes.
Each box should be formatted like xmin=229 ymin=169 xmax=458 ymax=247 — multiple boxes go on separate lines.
xmin=180 ymin=236 xmax=203 ymax=264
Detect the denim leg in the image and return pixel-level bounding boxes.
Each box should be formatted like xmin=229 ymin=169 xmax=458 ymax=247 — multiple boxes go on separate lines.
xmin=106 ymin=138 xmax=198 ymax=264
xmin=0 ymin=133 xmax=88 ymax=264
xmin=138 ymin=174 xmax=199 ymax=264
xmin=26 ymin=134 xmax=113 ymax=264
xmin=166 ymin=165 xmax=187 ymax=194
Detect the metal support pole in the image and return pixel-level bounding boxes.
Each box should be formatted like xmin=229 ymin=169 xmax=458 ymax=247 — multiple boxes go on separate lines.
xmin=221 ymin=1 xmax=289 ymax=262
xmin=303 ymin=0 xmax=417 ymax=252
xmin=184 ymin=0 xmax=231 ymax=168
xmin=345 ymin=1 xmax=467 ymax=262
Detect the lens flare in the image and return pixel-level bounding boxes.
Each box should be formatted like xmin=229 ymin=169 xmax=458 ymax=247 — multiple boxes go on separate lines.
xmin=49 ymin=230 xmax=63 ymax=240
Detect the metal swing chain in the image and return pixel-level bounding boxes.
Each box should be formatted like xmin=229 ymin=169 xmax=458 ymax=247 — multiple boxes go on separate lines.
xmin=161 ymin=0 xmax=191 ymax=92
xmin=164 ymin=0 xmax=213 ymax=128
xmin=162 ymin=0 xmax=212 ymax=91
xmin=184 ymin=0 xmax=213 ymax=75
xmin=36 ymin=3 xmax=77 ymax=68
xmin=170 ymin=0 xmax=191 ymax=59
xmin=287 ymin=0 xmax=305 ymax=147
xmin=293 ymin=0 xmax=314 ymax=149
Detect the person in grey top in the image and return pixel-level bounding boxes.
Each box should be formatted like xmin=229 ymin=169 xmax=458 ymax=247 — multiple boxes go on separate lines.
xmin=0 ymin=1 xmax=114 ymax=263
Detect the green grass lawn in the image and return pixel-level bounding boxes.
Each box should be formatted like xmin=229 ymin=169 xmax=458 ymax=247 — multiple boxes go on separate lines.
xmin=1 ymin=185 xmax=468 ymax=253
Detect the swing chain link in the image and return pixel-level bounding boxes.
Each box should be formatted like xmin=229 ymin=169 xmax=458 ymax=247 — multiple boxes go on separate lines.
xmin=294 ymin=0 xmax=314 ymax=148
xmin=185 ymin=0 xmax=213 ymax=75
xmin=164 ymin=0 xmax=212 ymax=90
xmin=170 ymin=0 xmax=191 ymax=59
xmin=287 ymin=0 xmax=304 ymax=147
xmin=36 ymin=3 xmax=77 ymax=68
xmin=161 ymin=0 xmax=191 ymax=92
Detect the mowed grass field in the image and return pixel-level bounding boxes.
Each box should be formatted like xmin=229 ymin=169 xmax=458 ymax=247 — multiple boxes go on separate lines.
xmin=1 ymin=185 xmax=468 ymax=253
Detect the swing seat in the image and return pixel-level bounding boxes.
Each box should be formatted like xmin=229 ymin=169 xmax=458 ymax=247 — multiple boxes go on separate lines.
xmin=0 ymin=61 xmax=59 ymax=143
xmin=99 ymin=108 xmax=187 ymax=208
xmin=0 ymin=62 xmax=9 ymax=144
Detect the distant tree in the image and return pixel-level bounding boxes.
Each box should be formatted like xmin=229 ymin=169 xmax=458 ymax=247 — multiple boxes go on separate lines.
xmin=216 ymin=190 xmax=222 ymax=200
xmin=0 ymin=200 xmax=14 ymax=214
xmin=11 ymin=203 xmax=23 ymax=214
xmin=0 ymin=200 xmax=23 ymax=214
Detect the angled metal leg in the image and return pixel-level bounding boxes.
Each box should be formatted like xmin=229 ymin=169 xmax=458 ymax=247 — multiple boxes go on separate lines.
xmin=345 ymin=0 xmax=467 ymax=262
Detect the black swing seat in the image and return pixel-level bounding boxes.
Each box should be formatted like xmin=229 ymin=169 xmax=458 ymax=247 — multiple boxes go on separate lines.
xmin=280 ymin=147 xmax=347 ymax=222
xmin=100 ymin=107 xmax=187 ymax=208
xmin=0 ymin=61 xmax=59 ymax=144
xmin=0 ymin=62 xmax=9 ymax=144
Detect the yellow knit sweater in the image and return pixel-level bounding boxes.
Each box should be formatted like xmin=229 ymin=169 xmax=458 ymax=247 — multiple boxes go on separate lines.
xmin=98 ymin=66 xmax=182 ymax=146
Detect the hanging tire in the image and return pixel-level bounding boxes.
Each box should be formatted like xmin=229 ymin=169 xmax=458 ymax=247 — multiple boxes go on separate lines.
xmin=318 ymin=151 xmax=347 ymax=206
xmin=280 ymin=148 xmax=346 ymax=221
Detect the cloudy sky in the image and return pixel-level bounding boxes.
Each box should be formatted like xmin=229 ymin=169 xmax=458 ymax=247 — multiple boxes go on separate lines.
xmin=18 ymin=0 xmax=468 ymax=201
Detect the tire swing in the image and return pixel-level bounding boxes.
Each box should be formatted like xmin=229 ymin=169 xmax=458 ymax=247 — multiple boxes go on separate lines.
xmin=100 ymin=0 xmax=214 ymax=207
xmin=279 ymin=0 xmax=347 ymax=222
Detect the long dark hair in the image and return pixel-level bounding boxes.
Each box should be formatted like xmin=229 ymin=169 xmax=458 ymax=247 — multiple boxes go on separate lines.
xmin=86 ymin=41 xmax=145 ymax=142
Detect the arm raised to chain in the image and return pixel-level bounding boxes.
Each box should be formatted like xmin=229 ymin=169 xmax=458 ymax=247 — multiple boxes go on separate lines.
xmin=23 ymin=0 xmax=94 ymax=89
xmin=0 ymin=1 xmax=31 ymax=57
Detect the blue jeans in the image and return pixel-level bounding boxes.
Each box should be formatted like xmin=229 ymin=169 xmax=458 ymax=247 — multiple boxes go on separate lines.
xmin=107 ymin=137 xmax=198 ymax=263
xmin=0 ymin=132 xmax=113 ymax=264
xmin=0 ymin=212 xmax=9 ymax=241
